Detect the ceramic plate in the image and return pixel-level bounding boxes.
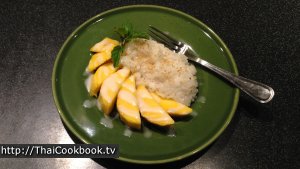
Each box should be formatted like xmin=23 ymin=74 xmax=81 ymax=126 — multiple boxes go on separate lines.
xmin=52 ymin=5 xmax=239 ymax=164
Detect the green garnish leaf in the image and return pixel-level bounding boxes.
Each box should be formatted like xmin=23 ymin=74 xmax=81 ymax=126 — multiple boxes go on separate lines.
xmin=112 ymin=23 xmax=149 ymax=67
xmin=111 ymin=45 xmax=123 ymax=67
xmin=115 ymin=23 xmax=133 ymax=43
xmin=115 ymin=27 xmax=127 ymax=39
xmin=124 ymin=23 xmax=133 ymax=37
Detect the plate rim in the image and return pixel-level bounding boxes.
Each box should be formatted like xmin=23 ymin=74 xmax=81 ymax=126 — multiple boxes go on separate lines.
xmin=52 ymin=4 xmax=240 ymax=164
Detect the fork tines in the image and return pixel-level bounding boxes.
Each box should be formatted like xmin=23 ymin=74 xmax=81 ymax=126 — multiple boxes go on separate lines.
xmin=148 ymin=26 xmax=184 ymax=52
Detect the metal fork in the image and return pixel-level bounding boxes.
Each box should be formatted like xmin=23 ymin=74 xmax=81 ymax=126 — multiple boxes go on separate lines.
xmin=148 ymin=26 xmax=274 ymax=103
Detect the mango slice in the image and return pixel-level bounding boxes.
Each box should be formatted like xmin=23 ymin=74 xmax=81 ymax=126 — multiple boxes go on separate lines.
xmin=87 ymin=38 xmax=120 ymax=72
xmin=90 ymin=37 xmax=119 ymax=53
xmin=151 ymin=93 xmax=192 ymax=116
xmin=99 ymin=67 xmax=130 ymax=115
xmin=136 ymin=85 xmax=174 ymax=126
xmin=89 ymin=62 xmax=117 ymax=97
xmin=87 ymin=52 xmax=111 ymax=72
xmin=117 ymin=75 xmax=141 ymax=129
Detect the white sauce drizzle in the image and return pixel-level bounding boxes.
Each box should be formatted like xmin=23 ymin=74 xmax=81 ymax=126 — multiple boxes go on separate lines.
xmin=123 ymin=127 xmax=133 ymax=137
xmin=191 ymin=111 xmax=198 ymax=117
xmin=100 ymin=116 xmax=113 ymax=129
xmin=199 ymin=96 xmax=206 ymax=103
xmin=84 ymin=75 xmax=92 ymax=93
xmin=83 ymin=66 xmax=91 ymax=76
xmin=167 ymin=127 xmax=176 ymax=137
xmin=96 ymin=100 xmax=102 ymax=111
xmin=83 ymin=99 xmax=97 ymax=108
xmin=143 ymin=126 xmax=152 ymax=138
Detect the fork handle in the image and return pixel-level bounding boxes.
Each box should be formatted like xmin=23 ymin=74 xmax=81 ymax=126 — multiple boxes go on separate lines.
xmin=192 ymin=58 xmax=275 ymax=103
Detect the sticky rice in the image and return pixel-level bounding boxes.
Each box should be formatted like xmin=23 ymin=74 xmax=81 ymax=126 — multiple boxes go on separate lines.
xmin=120 ymin=39 xmax=198 ymax=106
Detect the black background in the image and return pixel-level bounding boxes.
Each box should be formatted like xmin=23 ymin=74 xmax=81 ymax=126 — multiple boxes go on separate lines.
xmin=0 ymin=0 xmax=299 ymax=168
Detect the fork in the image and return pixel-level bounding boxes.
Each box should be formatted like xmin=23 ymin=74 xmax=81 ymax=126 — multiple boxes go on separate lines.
xmin=148 ymin=26 xmax=274 ymax=103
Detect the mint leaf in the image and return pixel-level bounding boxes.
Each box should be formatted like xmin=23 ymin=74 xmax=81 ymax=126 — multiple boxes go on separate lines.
xmin=115 ymin=27 xmax=127 ymax=39
xmin=112 ymin=23 xmax=149 ymax=67
xmin=124 ymin=23 xmax=133 ymax=37
xmin=111 ymin=45 xmax=123 ymax=67
xmin=115 ymin=23 xmax=134 ymax=42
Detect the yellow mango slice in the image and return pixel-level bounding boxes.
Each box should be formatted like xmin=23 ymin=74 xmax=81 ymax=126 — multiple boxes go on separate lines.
xmin=90 ymin=37 xmax=120 ymax=53
xmin=117 ymin=75 xmax=141 ymax=129
xmin=99 ymin=67 xmax=130 ymax=115
xmin=89 ymin=62 xmax=117 ymax=97
xmin=136 ymin=85 xmax=174 ymax=126
xmin=151 ymin=93 xmax=192 ymax=116
xmin=87 ymin=52 xmax=111 ymax=72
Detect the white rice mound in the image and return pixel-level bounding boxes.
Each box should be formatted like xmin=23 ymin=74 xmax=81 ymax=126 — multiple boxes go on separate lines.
xmin=120 ymin=39 xmax=198 ymax=106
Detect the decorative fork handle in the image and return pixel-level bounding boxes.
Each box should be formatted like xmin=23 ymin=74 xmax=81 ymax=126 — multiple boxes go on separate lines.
xmin=190 ymin=57 xmax=275 ymax=103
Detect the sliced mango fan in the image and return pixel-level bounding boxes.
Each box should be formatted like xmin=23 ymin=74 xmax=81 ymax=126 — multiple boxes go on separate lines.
xmin=86 ymin=37 xmax=193 ymax=130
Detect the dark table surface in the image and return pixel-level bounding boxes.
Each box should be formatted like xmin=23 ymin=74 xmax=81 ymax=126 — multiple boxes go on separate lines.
xmin=0 ymin=0 xmax=299 ymax=168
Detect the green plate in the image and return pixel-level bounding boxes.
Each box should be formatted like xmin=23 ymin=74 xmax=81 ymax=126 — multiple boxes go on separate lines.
xmin=52 ymin=5 xmax=239 ymax=164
